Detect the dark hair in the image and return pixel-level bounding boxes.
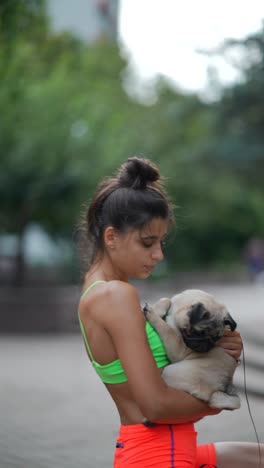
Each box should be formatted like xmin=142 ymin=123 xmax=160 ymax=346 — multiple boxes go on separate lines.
xmin=79 ymin=156 xmax=174 ymax=268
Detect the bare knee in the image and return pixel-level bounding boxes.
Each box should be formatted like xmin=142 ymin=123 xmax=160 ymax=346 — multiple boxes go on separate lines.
xmin=215 ymin=442 xmax=264 ymax=468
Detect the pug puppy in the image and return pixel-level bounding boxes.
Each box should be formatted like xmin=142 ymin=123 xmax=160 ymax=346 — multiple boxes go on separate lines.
xmin=143 ymin=289 xmax=240 ymax=410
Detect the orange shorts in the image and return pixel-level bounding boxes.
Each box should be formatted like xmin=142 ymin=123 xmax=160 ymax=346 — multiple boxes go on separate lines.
xmin=114 ymin=423 xmax=216 ymax=467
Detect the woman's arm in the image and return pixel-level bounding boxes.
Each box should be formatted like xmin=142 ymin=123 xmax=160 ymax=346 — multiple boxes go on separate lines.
xmin=96 ymin=281 xmax=221 ymax=424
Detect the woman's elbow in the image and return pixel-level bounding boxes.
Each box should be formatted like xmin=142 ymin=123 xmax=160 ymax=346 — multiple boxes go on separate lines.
xmin=138 ymin=395 xmax=166 ymax=421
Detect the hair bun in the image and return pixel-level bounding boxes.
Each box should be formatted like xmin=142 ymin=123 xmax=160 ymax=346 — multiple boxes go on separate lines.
xmin=118 ymin=156 xmax=160 ymax=189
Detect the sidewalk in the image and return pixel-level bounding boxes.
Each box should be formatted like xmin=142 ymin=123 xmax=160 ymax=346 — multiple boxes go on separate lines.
xmin=1 ymin=283 xmax=263 ymax=468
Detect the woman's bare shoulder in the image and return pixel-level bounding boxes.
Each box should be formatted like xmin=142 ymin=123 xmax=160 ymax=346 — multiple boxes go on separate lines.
xmin=104 ymin=280 xmax=139 ymax=300
xmin=79 ymin=280 xmax=141 ymax=322
xmin=98 ymin=281 xmax=141 ymax=319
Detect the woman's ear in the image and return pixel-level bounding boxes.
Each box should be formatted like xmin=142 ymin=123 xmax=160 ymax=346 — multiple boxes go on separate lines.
xmin=104 ymin=226 xmax=116 ymax=250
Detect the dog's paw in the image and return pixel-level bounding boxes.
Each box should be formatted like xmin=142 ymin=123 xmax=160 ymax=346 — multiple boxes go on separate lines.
xmin=143 ymin=303 xmax=151 ymax=317
xmin=153 ymin=298 xmax=171 ymax=319
xmin=209 ymin=391 xmax=241 ymax=410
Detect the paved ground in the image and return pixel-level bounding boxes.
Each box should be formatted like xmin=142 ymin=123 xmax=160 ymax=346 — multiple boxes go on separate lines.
xmin=1 ymin=282 xmax=263 ymax=467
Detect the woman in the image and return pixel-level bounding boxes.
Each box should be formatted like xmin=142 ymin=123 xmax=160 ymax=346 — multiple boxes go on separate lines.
xmin=78 ymin=157 xmax=263 ymax=467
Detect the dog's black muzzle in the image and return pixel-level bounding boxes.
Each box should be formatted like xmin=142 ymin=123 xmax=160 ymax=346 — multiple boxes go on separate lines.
xmin=180 ymin=330 xmax=220 ymax=352
xmin=224 ymin=314 xmax=237 ymax=331
xmin=182 ymin=306 xmax=237 ymax=352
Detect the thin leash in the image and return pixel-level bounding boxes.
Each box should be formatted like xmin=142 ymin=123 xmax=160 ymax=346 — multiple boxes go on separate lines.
xmin=241 ymin=339 xmax=262 ymax=468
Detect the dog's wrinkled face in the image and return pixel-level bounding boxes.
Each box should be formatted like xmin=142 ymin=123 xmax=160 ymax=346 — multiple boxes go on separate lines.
xmin=166 ymin=289 xmax=237 ymax=353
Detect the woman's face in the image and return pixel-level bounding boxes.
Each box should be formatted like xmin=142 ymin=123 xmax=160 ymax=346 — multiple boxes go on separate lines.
xmin=109 ymin=217 xmax=168 ymax=280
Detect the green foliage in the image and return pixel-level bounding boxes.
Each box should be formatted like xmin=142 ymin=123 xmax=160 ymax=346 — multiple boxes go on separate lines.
xmin=0 ymin=16 xmax=143 ymax=236
xmin=141 ymin=25 xmax=264 ymax=269
xmin=1 ymin=2 xmax=264 ymax=283
xmin=0 ymin=2 xmax=147 ymax=283
xmin=207 ymin=25 xmax=264 ymax=185
xmin=0 ymin=0 xmax=48 ymax=40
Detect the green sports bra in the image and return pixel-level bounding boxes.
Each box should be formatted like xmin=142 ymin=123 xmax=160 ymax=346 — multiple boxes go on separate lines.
xmin=78 ymin=280 xmax=170 ymax=384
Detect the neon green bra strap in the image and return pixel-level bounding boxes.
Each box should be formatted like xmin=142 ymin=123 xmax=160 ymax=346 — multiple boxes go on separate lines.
xmin=78 ymin=280 xmax=106 ymax=362
xmin=80 ymin=280 xmax=106 ymax=300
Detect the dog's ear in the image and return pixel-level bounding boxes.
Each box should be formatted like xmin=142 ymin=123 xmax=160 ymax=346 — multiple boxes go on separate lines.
xmin=188 ymin=302 xmax=210 ymax=325
xmin=224 ymin=312 xmax=237 ymax=331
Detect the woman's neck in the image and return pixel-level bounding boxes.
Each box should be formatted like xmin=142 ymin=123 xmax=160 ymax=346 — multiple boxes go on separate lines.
xmin=88 ymin=255 xmax=128 ymax=283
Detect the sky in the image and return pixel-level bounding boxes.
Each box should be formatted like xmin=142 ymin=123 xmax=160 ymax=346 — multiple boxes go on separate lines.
xmin=119 ymin=0 xmax=264 ymax=95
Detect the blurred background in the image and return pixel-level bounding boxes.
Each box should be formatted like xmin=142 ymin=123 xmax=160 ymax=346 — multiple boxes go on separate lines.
xmin=0 ymin=1 xmax=264 ymax=467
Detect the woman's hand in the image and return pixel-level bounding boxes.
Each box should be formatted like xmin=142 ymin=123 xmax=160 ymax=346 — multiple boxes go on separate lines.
xmin=191 ymin=405 xmax=222 ymax=423
xmin=216 ymin=330 xmax=242 ymax=361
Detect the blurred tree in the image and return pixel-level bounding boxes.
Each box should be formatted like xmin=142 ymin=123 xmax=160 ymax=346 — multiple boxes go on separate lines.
xmin=170 ymin=24 xmax=264 ymax=270
xmin=0 ymin=0 xmax=48 ymax=40
xmin=0 ymin=1 xmax=145 ymax=284
xmin=1 ymin=2 xmax=264 ymax=283
xmin=184 ymin=24 xmax=264 ymax=268
xmin=212 ymin=23 xmax=264 ymax=185
xmin=137 ymin=57 xmax=264 ymax=270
